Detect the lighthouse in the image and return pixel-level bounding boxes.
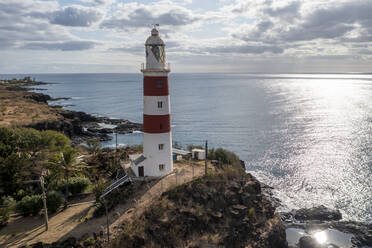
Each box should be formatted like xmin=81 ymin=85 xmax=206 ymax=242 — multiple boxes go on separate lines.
xmin=131 ymin=27 xmax=173 ymax=177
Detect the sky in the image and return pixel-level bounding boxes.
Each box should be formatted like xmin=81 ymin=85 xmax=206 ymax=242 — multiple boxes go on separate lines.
xmin=0 ymin=0 xmax=372 ymax=73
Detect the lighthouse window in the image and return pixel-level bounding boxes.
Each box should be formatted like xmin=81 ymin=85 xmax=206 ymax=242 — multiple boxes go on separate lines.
xmin=159 ymin=144 xmax=164 ymax=150
xmin=156 ymin=80 xmax=163 ymax=88
xmin=160 ymin=124 xmax=163 ymax=130
xmin=159 ymin=164 xmax=165 ymax=171
xmin=157 ymin=101 xmax=163 ymax=108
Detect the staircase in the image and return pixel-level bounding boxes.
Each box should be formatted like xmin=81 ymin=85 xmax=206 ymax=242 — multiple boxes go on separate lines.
xmin=101 ymin=174 xmax=132 ymax=198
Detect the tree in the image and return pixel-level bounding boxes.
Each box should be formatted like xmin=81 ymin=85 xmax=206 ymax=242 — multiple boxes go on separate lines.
xmin=48 ymin=147 xmax=84 ymax=207
xmin=17 ymin=128 xmax=69 ymax=168
xmin=0 ymin=128 xmax=26 ymax=197
xmin=86 ymin=138 xmax=101 ymax=156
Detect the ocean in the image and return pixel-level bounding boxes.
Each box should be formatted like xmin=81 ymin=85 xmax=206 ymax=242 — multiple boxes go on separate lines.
xmin=1 ymin=73 xmax=371 ymax=222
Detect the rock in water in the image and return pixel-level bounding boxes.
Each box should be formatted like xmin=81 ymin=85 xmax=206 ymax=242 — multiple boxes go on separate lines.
xmin=299 ymin=236 xmax=321 ymax=248
xmin=294 ymin=205 xmax=342 ymax=221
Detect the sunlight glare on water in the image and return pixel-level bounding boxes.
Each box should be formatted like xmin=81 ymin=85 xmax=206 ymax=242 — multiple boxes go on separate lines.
xmin=314 ymin=231 xmax=327 ymax=244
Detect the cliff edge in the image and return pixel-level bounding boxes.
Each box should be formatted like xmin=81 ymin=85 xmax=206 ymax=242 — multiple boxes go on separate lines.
xmin=111 ymin=164 xmax=287 ymax=248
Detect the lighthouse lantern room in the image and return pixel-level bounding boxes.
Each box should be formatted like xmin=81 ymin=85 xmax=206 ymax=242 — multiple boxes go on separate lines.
xmin=131 ymin=27 xmax=173 ymax=177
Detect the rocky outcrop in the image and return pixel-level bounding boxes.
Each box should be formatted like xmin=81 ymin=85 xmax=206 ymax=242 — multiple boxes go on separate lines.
xmin=283 ymin=205 xmax=342 ymax=222
xmin=295 ymin=205 xmax=342 ymax=222
xmin=298 ymin=236 xmax=322 ymax=248
xmin=282 ymin=206 xmax=372 ymax=247
xmin=3 ymin=79 xmax=142 ymax=144
xmin=24 ymin=92 xmax=52 ymax=103
xmin=112 ymin=168 xmax=288 ymax=248
xmin=24 ymin=98 xmax=141 ymax=143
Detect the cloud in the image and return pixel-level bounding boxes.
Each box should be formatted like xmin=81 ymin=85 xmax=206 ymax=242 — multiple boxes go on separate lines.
xmin=206 ymin=44 xmax=284 ymax=54
xmin=0 ymin=1 xmax=98 ymax=51
xmin=22 ymin=41 xmax=97 ymax=51
xmin=264 ymin=1 xmax=301 ymax=20
xmin=48 ymin=7 xmax=102 ymax=27
xmin=280 ymin=1 xmax=372 ymax=42
xmin=75 ymin=0 xmax=116 ymax=7
xmin=100 ymin=2 xmax=201 ymax=30
xmin=229 ymin=0 xmax=372 ymax=53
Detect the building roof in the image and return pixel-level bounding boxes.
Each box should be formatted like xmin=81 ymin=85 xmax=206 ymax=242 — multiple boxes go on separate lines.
xmin=192 ymin=148 xmax=205 ymax=153
xmin=129 ymin=154 xmax=146 ymax=165
xmin=173 ymin=148 xmax=191 ymax=156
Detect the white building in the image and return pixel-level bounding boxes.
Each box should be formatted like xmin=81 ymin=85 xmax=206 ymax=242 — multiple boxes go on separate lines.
xmin=192 ymin=149 xmax=206 ymax=160
xmin=130 ymin=27 xmax=173 ymax=177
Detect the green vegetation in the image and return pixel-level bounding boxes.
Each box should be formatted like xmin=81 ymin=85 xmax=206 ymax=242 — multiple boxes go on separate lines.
xmin=17 ymin=195 xmax=43 ymax=216
xmin=83 ymin=237 xmax=95 ymax=247
xmin=0 ymin=127 xmax=95 ymax=222
xmin=86 ymin=138 xmax=101 ymax=155
xmin=92 ymin=179 xmax=106 ymax=204
xmin=46 ymin=191 xmax=64 ymax=214
xmin=0 ymin=197 xmax=16 ymax=227
xmin=48 ymin=146 xmax=85 ymax=206
xmin=186 ymin=144 xmax=203 ymax=151
xmin=208 ymin=147 xmax=241 ymax=167
xmin=0 ymin=127 xmax=69 ymax=197
xmin=57 ymin=177 xmax=90 ymax=195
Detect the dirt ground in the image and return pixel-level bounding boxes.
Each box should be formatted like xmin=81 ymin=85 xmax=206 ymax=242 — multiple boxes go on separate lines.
xmin=0 ymin=85 xmax=61 ymax=127
xmin=0 ymin=161 xmax=210 ymax=247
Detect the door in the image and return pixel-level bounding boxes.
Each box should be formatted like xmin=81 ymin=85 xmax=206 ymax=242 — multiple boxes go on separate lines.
xmin=138 ymin=166 xmax=144 ymax=177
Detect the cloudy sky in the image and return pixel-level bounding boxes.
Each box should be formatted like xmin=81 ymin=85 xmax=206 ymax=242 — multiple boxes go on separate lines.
xmin=1 ymin=0 xmax=371 ymax=73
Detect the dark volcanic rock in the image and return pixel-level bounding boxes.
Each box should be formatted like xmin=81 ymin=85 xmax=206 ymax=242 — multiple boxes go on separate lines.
xmin=114 ymin=122 xmax=142 ymax=134
xmin=299 ymin=236 xmax=321 ymax=248
xmin=294 ymin=205 xmax=342 ymax=221
xmin=113 ymin=170 xmax=288 ymax=248
xmin=49 ymin=97 xmax=71 ymax=101
xmin=24 ymin=92 xmax=52 ymax=103
xmin=59 ymin=110 xmax=98 ymax=122
xmin=11 ymin=85 xmax=142 ymax=143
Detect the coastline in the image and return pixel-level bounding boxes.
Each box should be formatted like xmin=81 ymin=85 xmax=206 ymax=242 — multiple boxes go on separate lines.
xmin=0 ymin=78 xmax=142 ymax=145
xmin=1 ymin=77 xmax=371 ymax=247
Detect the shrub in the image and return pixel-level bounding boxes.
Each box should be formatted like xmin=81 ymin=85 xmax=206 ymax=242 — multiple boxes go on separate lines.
xmin=16 ymin=189 xmax=26 ymax=201
xmin=68 ymin=177 xmax=90 ymax=194
xmin=58 ymin=177 xmax=90 ymax=195
xmin=17 ymin=195 xmax=42 ymax=216
xmin=92 ymin=179 xmax=106 ymax=204
xmin=186 ymin=144 xmax=203 ymax=151
xmin=208 ymin=148 xmax=241 ymax=166
xmin=0 ymin=197 xmax=16 ymax=227
xmin=46 ymin=191 xmax=64 ymax=214
xmin=83 ymin=237 xmax=95 ymax=247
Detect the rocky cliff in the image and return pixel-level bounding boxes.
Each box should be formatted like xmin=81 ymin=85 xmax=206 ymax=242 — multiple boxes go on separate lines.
xmin=112 ymin=165 xmax=288 ymax=248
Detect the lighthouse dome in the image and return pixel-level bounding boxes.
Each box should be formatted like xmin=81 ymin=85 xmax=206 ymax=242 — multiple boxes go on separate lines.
xmin=145 ymin=28 xmax=165 ymax=46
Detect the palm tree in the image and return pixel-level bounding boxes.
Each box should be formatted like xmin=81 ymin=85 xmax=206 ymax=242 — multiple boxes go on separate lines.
xmin=48 ymin=147 xmax=84 ymax=208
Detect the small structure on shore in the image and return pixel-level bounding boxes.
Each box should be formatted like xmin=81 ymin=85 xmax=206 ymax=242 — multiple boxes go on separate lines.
xmin=192 ymin=148 xmax=206 ymax=160
xmin=130 ymin=27 xmax=173 ymax=177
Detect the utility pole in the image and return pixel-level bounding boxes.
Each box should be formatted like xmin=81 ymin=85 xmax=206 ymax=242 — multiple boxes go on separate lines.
xmin=104 ymin=198 xmax=110 ymax=243
xmin=40 ymin=175 xmax=49 ymax=231
xmin=205 ymin=140 xmax=208 ymax=175
xmin=115 ymin=133 xmax=118 ymax=167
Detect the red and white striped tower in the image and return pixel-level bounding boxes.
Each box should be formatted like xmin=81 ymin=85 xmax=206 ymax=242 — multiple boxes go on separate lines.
xmin=137 ymin=27 xmax=172 ymax=177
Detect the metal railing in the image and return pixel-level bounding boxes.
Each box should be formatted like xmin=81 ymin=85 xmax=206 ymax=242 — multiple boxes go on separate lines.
xmin=141 ymin=62 xmax=170 ymax=71
xmin=100 ymin=174 xmax=131 ymax=198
